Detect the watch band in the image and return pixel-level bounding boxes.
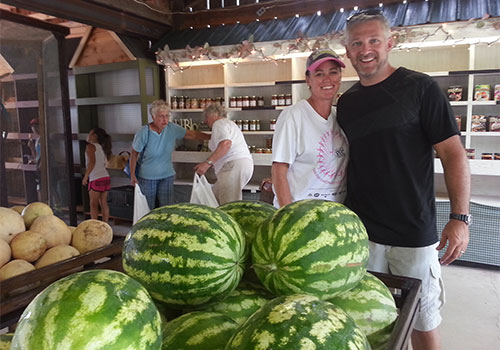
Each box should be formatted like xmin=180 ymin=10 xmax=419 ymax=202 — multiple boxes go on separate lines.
xmin=206 ymin=160 xmax=214 ymax=166
xmin=449 ymin=213 xmax=472 ymax=225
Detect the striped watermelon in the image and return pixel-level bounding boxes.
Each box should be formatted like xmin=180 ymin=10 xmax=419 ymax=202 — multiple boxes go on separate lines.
xmin=328 ymin=272 xmax=398 ymax=349
xmin=218 ymin=200 xmax=276 ymax=243
xmin=11 ymin=269 xmax=162 ymax=350
xmin=162 ymin=311 xmax=238 ymax=350
xmin=225 ymin=294 xmax=370 ymax=350
xmin=203 ymin=287 xmax=271 ymax=325
xmin=252 ymin=199 xmax=369 ymax=299
xmin=122 ymin=203 xmax=246 ymax=309
xmin=0 ymin=334 xmax=13 ymax=350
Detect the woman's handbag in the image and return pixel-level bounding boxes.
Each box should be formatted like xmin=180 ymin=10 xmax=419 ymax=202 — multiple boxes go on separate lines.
xmin=124 ymin=127 xmax=150 ymax=178
xmin=189 ymin=174 xmax=218 ymax=207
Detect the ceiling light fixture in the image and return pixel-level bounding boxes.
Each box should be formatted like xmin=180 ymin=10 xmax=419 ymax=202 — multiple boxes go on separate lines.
xmin=340 ymin=8 xmax=345 ymax=13
xmin=317 ymin=11 xmax=321 ymax=16
xmin=354 ymin=6 xmax=359 ymax=11
xmin=295 ymin=14 xmax=299 ymax=18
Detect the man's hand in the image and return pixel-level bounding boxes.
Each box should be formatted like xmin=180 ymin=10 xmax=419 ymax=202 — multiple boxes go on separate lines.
xmin=437 ymin=219 xmax=469 ymax=265
xmin=194 ymin=162 xmax=211 ymax=176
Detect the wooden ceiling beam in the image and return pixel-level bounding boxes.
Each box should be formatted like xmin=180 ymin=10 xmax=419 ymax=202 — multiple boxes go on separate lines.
xmin=175 ymin=0 xmax=407 ymax=29
xmin=1 ymin=0 xmax=171 ymax=40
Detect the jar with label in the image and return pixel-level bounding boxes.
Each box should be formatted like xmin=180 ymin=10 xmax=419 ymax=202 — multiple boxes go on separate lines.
xmin=250 ymin=96 xmax=257 ymax=107
xmin=236 ymin=96 xmax=243 ymax=108
xmin=178 ymin=96 xmax=185 ymax=109
xmin=257 ymin=96 xmax=265 ymax=107
xmin=170 ymin=96 xmax=178 ymax=109
xmin=465 ymin=149 xmax=475 ymax=159
xmin=242 ymin=120 xmax=249 ymax=131
xmin=249 ymin=120 xmax=256 ymax=131
xmin=256 ymin=148 xmax=264 ymax=154
xmin=481 ymin=153 xmax=493 ymax=160
xmin=265 ymin=137 xmax=273 ymax=148
xmin=235 ymin=120 xmax=242 ymax=130
xmin=191 ymin=98 xmax=199 ymax=109
xmin=270 ymin=119 xmax=277 ymax=131
xmin=271 ymin=94 xmax=278 ymax=106
xmin=255 ymin=119 xmax=260 ymax=131
xmin=285 ymin=93 xmax=292 ymax=105
xmin=199 ymin=98 xmax=206 ymax=109
xmin=229 ymin=96 xmax=237 ymax=108
xmin=495 ymin=153 xmax=500 ymax=160
xmin=242 ymin=96 xmax=250 ymax=107
xmin=185 ymin=97 xmax=191 ymax=109
xmin=278 ymin=94 xmax=286 ymax=106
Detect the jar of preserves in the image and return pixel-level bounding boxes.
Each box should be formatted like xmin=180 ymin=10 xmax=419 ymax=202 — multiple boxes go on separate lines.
xmin=191 ymin=98 xmax=199 ymax=109
xmin=255 ymin=119 xmax=260 ymax=131
xmin=278 ymin=94 xmax=285 ymax=106
xmin=285 ymin=93 xmax=292 ymax=106
xmin=270 ymin=119 xmax=277 ymax=131
xmin=242 ymin=96 xmax=250 ymax=107
xmin=271 ymin=94 xmax=278 ymax=106
xmin=235 ymin=120 xmax=242 ymax=130
xmin=495 ymin=153 xmax=500 ymax=160
xmin=242 ymin=120 xmax=249 ymax=131
xmin=257 ymin=96 xmax=265 ymax=107
xmin=178 ymin=96 xmax=185 ymax=109
xmin=481 ymin=153 xmax=494 ymax=160
xmin=249 ymin=120 xmax=256 ymax=131
xmin=171 ymin=96 xmax=178 ymax=109
xmin=218 ymin=97 xmax=224 ymax=107
xmin=256 ymin=148 xmax=264 ymax=154
xmin=265 ymin=136 xmax=273 ymax=148
xmin=229 ymin=96 xmax=237 ymax=108
xmin=185 ymin=97 xmax=191 ymax=109
xmin=199 ymin=98 xmax=206 ymax=109
xmin=465 ymin=149 xmax=475 ymax=159
xmin=236 ymin=96 xmax=243 ymax=108
xmin=250 ymin=96 xmax=257 ymax=107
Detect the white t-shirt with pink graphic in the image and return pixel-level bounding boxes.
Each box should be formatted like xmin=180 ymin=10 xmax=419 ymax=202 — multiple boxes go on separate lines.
xmin=272 ymin=99 xmax=348 ymax=207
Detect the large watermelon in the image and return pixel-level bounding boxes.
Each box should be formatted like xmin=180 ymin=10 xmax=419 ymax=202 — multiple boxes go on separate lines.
xmin=225 ymin=294 xmax=369 ymax=350
xmin=122 ymin=203 xmax=246 ymax=309
xmin=203 ymin=287 xmax=271 ymax=325
xmin=252 ymin=199 xmax=369 ymax=299
xmin=11 ymin=269 xmax=162 ymax=350
xmin=162 ymin=311 xmax=238 ymax=350
xmin=218 ymin=200 xmax=276 ymax=243
xmin=328 ymin=272 xmax=398 ymax=349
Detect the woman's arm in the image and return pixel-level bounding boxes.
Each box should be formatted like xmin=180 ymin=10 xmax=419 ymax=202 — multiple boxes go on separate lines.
xmin=82 ymin=144 xmax=96 ymax=185
xmin=271 ymin=162 xmax=292 ymax=208
xmin=194 ymin=139 xmax=231 ymax=175
xmin=185 ymin=130 xmax=211 ymax=141
xmin=129 ymin=149 xmax=139 ymax=185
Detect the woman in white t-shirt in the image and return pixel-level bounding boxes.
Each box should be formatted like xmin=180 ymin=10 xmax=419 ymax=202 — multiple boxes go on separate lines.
xmin=82 ymin=128 xmax=112 ymax=222
xmin=271 ymin=49 xmax=349 ymax=208
xmin=194 ymin=103 xmax=254 ymax=204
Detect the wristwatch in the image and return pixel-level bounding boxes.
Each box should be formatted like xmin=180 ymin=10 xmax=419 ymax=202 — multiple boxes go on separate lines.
xmin=449 ymin=213 xmax=472 ymax=225
xmin=206 ymin=160 xmax=214 ymax=166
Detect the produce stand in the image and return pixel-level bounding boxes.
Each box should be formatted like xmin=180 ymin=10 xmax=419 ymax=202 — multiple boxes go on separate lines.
xmin=0 ymin=237 xmax=125 ymax=329
xmin=371 ymin=272 xmax=422 ymax=350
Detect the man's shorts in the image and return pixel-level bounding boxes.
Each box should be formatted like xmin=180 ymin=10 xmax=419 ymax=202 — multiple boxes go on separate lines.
xmin=88 ymin=177 xmax=111 ymax=192
xmin=367 ymin=241 xmax=445 ymax=332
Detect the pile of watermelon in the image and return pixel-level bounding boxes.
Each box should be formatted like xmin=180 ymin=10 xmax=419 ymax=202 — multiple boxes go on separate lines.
xmin=9 ymin=199 xmax=399 ymax=350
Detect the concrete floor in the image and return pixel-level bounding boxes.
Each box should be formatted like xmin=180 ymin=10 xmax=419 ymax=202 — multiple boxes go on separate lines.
xmin=112 ymin=222 xmax=500 ymax=349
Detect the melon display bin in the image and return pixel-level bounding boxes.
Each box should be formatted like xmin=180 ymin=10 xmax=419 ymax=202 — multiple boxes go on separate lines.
xmin=0 ymin=236 xmax=125 ymax=329
xmin=1 ymin=243 xmax=421 ymax=350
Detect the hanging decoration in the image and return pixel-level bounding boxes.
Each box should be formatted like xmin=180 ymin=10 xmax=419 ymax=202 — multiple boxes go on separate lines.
xmin=156 ymin=16 xmax=500 ymax=72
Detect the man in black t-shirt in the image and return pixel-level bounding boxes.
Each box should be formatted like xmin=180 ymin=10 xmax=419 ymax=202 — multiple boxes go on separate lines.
xmin=337 ymin=10 xmax=471 ymax=350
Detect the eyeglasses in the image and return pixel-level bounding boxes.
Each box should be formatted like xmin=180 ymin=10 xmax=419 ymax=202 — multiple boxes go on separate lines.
xmin=346 ymin=8 xmax=384 ymax=23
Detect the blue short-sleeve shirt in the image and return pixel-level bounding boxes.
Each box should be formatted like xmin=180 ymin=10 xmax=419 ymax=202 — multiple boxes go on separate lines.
xmin=132 ymin=123 xmax=186 ymax=180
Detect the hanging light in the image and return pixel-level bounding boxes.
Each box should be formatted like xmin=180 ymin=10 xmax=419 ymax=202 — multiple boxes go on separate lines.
xmin=317 ymin=11 xmax=321 ymax=16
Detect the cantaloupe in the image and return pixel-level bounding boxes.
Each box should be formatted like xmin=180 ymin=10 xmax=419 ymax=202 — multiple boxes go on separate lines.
xmin=35 ymin=245 xmax=80 ymax=268
xmin=0 ymin=207 xmax=25 ymax=243
xmin=71 ymin=219 xmax=113 ymax=254
xmin=21 ymin=202 xmax=53 ymax=228
xmin=9 ymin=205 xmax=25 ymax=214
xmin=0 ymin=259 xmax=35 ymax=281
xmin=10 ymin=230 xmax=47 ymax=262
xmin=0 ymin=239 xmax=11 ymax=268
xmin=30 ymin=215 xmax=71 ymax=248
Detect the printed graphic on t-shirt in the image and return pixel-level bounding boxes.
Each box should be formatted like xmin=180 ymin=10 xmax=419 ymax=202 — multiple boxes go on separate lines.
xmin=314 ymin=129 xmax=346 ymax=184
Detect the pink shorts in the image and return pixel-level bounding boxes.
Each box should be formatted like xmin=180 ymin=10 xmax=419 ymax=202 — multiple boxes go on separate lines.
xmin=88 ymin=177 xmax=111 ymax=192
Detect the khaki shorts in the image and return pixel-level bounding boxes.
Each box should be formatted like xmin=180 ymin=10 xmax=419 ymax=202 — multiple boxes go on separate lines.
xmin=367 ymin=241 xmax=446 ymax=332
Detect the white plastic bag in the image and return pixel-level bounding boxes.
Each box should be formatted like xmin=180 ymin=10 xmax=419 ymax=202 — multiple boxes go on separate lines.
xmin=190 ymin=173 xmax=218 ymax=207
xmin=133 ymin=184 xmax=150 ymax=224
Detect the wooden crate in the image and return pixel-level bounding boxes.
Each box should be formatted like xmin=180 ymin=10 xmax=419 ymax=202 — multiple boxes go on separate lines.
xmin=0 ymin=237 xmax=125 ymax=329
xmin=371 ymin=271 xmax=422 ymax=350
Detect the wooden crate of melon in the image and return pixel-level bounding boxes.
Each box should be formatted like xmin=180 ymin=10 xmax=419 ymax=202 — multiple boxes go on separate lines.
xmin=2 ymin=200 xmax=421 ymax=350
xmin=0 ymin=202 xmax=124 ymax=329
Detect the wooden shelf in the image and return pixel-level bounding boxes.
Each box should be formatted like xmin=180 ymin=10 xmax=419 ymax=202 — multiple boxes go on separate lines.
xmin=4 ymin=162 xmax=37 ymax=171
xmin=169 ymin=84 xmax=225 ymax=90
xmin=434 ymin=158 xmax=500 ymax=176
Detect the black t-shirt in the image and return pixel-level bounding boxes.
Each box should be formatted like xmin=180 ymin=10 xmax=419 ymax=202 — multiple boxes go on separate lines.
xmin=337 ymin=67 xmax=459 ymax=247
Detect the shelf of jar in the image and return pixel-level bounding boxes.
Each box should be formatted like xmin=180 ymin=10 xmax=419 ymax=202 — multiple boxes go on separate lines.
xmin=171 ymin=106 xmax=288 ymax=112
xmin=168 ymin=84 xmax=225 ymax=90
xmin=172 ymin=151 xmax=272 ymax=166
xmin=467 ymin=132 xmax=500 ymax=137
xmin=434 ymin=158 xmax=500 ymax=176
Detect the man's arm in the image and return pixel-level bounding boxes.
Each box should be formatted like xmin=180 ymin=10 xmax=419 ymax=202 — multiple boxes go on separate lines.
xmin=194 ymin=140 xmax=231 ymax=175
xmin=271 ymin=162 xmax=292 ymax=208
xmin=434 ymin=134 xmax=471 ymax=265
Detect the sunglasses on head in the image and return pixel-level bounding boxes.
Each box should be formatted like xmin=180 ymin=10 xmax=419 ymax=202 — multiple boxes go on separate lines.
xmin=347 ymin=8 xmax=384 ymax=23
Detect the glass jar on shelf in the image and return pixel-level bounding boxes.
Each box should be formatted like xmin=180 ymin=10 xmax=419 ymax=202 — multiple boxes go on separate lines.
xmin=229 ymin=96 xmax=237 ymax=108
xmin=271 ymin=94 xmax=278 ymax=106
xmin=249 ymin=96 xmax=257 ymax=107
xmin=199 ymin=98 xmax=206 ymax=109
xmin=242 ymin=120 xmax=249 ymax=131
xmin=191 ymin=98 xmax=199 ymax=109
xmin=170 ymin=96 xmax=178 ymax=109
xmin=257 ymin=96 xmax=265 ymax=107
xmin=285 ymin=93 xmax=292 ymax=106
xmin=278 ymin=94 xmax=285 ymax=106
xmin=235 ymin=120 xmax=242 ymax=130
xmin=236 ymin=96 xmax=243 ymax=108
xmin=270 ymin=119 xmax=277 ymax=131
xmin=178 ymin=96 xmax=185 ymax=109
xmin=242 ymin=96 xmax=250 ymax=107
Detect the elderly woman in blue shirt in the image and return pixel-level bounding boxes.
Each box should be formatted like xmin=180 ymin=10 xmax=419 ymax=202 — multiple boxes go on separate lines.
xmin=129 ymin=99 xmax=210 ymax=209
